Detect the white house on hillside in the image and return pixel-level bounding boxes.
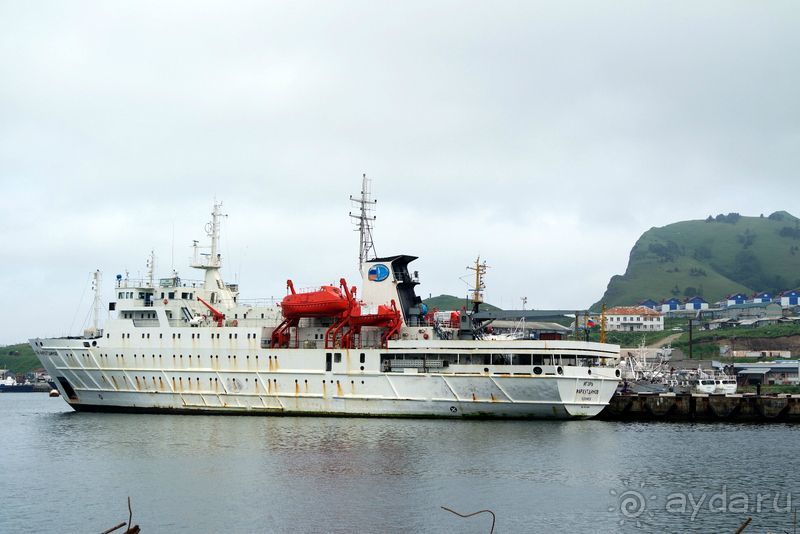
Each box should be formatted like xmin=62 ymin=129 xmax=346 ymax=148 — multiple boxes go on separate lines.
xmin=605 ymin=306 xmax=664 ymax=332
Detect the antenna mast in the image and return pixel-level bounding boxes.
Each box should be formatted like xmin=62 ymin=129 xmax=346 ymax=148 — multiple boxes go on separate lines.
xmin=146 ymin=250 xmax=155 ymax=288
xmin=193 ymin=201 xmax=227 ymax=270
xmin=466 ymin=256 xmax=488 ymax=313
xmin=91 ymin=270 xmax=102 ymax=333
xmin=349 ymin=173 xmax=377 ymax=273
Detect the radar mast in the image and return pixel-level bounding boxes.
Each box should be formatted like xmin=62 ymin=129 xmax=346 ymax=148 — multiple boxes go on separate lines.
xmin=467 ymin=256 xmax=489 ymax=313
xmin=350 ymin=173 xmax=377 ymax=274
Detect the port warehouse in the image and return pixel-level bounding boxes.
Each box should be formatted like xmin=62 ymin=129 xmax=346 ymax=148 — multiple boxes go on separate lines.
xmin=735 ymin=361 xmax=800 ymax=386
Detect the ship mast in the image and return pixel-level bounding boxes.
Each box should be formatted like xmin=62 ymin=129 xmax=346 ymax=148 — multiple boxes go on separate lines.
xmin=91 ymin=270 xmax=102 ymax=334
xmin=350 ymin=173 xmax=377 ymax=274
xmin=466 ymin=256 xmax=488 ymax=313
xmin=191 ymin=201 xmax=233 ymax=306
xmin=600 ymin=303 xmax=607 ymax=344
xmin=146 ymin=250 xmax=155 ymax=288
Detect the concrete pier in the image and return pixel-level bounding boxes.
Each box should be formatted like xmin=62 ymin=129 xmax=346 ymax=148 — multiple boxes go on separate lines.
xmin=598 ymin=393 xmax=800 ymax=422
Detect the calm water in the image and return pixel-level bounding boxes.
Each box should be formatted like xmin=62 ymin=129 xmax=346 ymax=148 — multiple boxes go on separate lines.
xmin=2 ymin=395 xmax=799 ymax=533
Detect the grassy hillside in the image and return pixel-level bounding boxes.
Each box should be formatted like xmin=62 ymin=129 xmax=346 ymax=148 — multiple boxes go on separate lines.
xmin=594 ymin=211 xmax=800 ymax=308
xmin=423 ymin=294 xmax=500 ymax=311
xmin=0 ymin=343 xmax=43 ymax=375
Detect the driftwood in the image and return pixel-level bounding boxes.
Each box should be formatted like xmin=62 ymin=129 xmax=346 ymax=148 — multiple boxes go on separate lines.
xmin=100 ymin=497 xmax=140 ymax=534
xmin=441 ymin=506 xmax=496 ymax=534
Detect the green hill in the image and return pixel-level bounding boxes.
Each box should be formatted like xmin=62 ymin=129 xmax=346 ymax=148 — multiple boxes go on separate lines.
xmin=423 ymin=294 xmax=500 ymax=311
xmin=594 ymin=211 xmax=800 ymax=308
xmin=0 ymin=343 xmax=43 ymax=375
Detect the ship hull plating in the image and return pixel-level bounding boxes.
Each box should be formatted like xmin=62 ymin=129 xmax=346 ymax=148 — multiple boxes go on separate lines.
xmin=31 ymin=337 xmax=619 ymax=420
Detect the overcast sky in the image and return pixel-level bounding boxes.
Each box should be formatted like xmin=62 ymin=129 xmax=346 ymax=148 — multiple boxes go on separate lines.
xmin=1 ymin=1 xmax=799 ymax=344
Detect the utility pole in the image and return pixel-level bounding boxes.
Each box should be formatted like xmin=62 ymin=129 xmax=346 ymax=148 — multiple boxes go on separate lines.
xmin=688 ymin=318 xmax=693 ymax=359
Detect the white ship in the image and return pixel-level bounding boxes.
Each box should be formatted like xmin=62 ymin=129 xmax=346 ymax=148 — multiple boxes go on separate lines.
xmin=30 ymin=179 xmax=621 ymax=419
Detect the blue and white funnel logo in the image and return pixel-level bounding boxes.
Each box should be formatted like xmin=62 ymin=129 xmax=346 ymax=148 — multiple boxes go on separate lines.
xmin=368 ymin=264 xmax=390 ymax=282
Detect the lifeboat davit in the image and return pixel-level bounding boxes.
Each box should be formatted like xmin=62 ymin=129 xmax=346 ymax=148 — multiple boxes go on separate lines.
xmin=280 ymin=281 xmax=349 ymax=318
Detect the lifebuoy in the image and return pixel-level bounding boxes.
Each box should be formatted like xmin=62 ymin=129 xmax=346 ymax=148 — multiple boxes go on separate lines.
xmin=231 ymin=319 xmax=238 ymax=327
xmin=423 ymin=333 xmax=429 ymax=339
xmin=163 ymin=298 xmax=169 ymax=305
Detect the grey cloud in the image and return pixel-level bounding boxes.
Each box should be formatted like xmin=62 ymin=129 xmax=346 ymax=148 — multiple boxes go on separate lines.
xmin=1 ymin=1 xmax=799 ymax=343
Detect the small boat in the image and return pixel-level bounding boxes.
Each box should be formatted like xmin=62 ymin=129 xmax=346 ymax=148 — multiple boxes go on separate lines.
xmin=280 ymin=281 xmax=349 ymax=318
xmin=0 ymin=376 xmax=35 ymax=393
xmin=714 ymin=378 xmax=738 ymax=395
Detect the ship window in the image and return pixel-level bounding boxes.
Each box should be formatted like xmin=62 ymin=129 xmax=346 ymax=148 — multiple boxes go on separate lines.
xmin=512 ymin=354 xmax=532 ymax=366
xmin=360 ymin=353 xmax=365 ymax=364
xmin=325 ymin=353 xmax=332 ymax=372
xmin=334 ymin=353 xmax=341 ymax=363
xmin=168 ymin=292 xmax=175 ymax=299
xmin=491 ymin=354 xmax=511 ymax=365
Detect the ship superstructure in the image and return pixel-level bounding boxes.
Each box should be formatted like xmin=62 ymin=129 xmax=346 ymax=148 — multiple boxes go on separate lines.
xmin=31 ymin=183 xmax=621 ymax=419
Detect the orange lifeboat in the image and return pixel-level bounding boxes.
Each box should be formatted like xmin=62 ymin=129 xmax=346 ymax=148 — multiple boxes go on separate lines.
xmin=280 ymin=280 xmax=349 ymax=318
xmin=350 ymin=303 xmax=399 ymax=328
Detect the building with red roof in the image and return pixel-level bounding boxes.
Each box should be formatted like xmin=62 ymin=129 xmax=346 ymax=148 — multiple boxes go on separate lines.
xmin=605 ymin=305 xmax=664 ymax=332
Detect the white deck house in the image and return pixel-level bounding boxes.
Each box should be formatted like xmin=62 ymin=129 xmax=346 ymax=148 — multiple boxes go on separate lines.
xmin=605 ymin=306 xmax=664 ymax=332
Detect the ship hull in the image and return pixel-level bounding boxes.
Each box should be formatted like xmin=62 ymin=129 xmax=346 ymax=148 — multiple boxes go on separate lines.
xmin=31 ymin=336 xmax=619 ymax=420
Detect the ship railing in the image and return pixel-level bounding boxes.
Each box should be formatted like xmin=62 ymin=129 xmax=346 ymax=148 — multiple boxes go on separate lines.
xmin=237 ymin=298 xmax=280 ymax=308
xmin=116 ymin=277 xmax=206 ymax=289
xmin=294 ymin=285 xmax=340 ymax=294
xmin=115 ymin=278 xmax=154 ymax=289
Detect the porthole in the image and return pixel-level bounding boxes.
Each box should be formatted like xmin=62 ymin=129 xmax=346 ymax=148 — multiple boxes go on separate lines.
xmin=360 ymin=366 xmax=364 ymax=371
xmin=483 ymin=367 xmax=489 ymax=373
xmin=587 ymin=369 xmax=592 ymax=375
xmin=533 ymin=366 xmax=543 ymax=375
xmin=557 ymin=366 xmax=563 ymax=375
xmin=615 ymin=369 xmax=621 ymax=378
